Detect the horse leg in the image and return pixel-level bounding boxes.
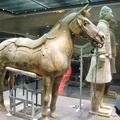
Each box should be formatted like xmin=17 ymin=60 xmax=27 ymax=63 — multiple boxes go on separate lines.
xmin=0 ymin=68 xmax=6 ymax=111
xmin=50 ymin=75 xmax=62 ymax=118
xmin=7 ymin=72 xmax=15 ymax=91
xmin=7 ymin=72 xmax=15 ymax=106
xmin=42 ymin=76 xmax=52 ymax=120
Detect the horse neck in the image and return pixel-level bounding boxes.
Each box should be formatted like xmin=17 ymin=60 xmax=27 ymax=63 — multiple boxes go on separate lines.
xmin=50 ymin=12 xmax=77 ymax=35
xmin=49 ymin=24 xmax=74 ymax=58
xmin=47 ymin=13 xmax=77 ymax=58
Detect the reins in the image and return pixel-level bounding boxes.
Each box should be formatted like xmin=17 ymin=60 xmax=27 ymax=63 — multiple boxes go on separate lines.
xmin=92 ymin=47 xmax=99 ymax=99
xmin=91 ymin=40 xmax=101 ymax=99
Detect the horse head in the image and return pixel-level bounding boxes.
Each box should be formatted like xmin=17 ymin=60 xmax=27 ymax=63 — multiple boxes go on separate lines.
xmin=69 ymin=4 xmax=105 ymax=47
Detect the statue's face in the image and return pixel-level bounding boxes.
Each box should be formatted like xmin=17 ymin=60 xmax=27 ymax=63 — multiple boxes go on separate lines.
xmin=105 ymin=9 xmax=114 ymax=21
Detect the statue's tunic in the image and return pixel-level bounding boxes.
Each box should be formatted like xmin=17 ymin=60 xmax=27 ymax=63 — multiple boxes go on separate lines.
xmin=86 ymin=19 xmax=112 ymax=83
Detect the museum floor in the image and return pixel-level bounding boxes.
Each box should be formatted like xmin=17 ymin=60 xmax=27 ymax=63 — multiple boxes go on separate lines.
xmin=1 ymin=79 xmax=120 ymax=120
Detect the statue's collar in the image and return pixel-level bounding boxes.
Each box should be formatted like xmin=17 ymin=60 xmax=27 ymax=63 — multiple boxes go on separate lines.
xmin=99 ymin=19 xmax=110 ymax=26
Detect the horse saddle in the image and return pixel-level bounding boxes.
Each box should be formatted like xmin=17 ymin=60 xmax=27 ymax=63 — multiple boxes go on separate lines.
xmin=15 ymin=34 xmax=47 ymax=49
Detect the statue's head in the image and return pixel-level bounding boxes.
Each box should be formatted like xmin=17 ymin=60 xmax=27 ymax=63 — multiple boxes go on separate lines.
xmin=99 ymin=6 xmax=114 ymax=21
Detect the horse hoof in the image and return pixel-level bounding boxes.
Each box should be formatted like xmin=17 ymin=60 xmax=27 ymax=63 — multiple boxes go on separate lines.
xmin=0 ymin=105 xmax=7 ymax=112
xmin=42 ymin=117 xmax=49 ymax=120
xmin=50 ymin=111 xmax=59 ymax=118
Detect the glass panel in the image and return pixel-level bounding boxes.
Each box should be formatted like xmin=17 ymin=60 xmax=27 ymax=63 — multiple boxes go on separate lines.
xmin=0 ymin=0 xmax=118 ymax=14
xmin=0 ymin=0 xmax=44 ymax=14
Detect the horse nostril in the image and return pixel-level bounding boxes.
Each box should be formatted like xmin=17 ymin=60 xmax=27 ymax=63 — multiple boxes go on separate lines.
xmin=101 ymin=35 xmax=105 ymax=41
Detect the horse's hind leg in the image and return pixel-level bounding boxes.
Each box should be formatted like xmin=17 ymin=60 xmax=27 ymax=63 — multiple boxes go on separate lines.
xmin=50 ymin=75 xmax=62 ymax=118
xmin=0 ymin=68 xmax=6 ymax=111
xmin=7 ymin=72 xmax=15 ymax=91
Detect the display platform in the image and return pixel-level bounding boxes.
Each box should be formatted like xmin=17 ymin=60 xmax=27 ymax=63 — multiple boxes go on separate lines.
xmin=0 ymin=90 xmax=119 ymax=120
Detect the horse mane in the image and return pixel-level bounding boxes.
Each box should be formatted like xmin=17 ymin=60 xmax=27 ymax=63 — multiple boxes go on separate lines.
xmin=60 ymin=8 xmax=81 ymax=20
xmin=51 ymin=8 xmax=81 ymax=30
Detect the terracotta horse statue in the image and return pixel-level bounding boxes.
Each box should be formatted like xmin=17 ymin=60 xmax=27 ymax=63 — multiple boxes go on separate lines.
xmin=0 ymin=5 xmax=104 ymax=120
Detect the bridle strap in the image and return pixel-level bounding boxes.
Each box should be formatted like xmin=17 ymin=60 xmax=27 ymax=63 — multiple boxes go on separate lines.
xmin=81 ymin=26 xmax=102 ymax=47
xmin=76 ymin=17 xmax=103 ymax=48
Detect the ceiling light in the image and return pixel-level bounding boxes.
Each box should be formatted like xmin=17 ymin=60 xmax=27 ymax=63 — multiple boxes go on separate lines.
xmin=52 ymin=10 xmax=65 ymax=13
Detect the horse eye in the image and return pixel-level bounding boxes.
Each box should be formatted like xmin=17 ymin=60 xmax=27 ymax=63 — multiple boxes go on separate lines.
xmin=84 ymin=20 xmax=88 ymax=26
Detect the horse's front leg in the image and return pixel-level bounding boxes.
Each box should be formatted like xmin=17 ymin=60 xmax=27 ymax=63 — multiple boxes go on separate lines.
xmin=42 ymin=76 xmax=52 ymax=120
xmin=50 ymin=75 xmax=62 ymax=118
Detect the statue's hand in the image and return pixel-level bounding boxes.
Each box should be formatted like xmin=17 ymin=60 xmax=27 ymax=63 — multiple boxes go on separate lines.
xmin=104 ymin=54 xmax=112 ymax=60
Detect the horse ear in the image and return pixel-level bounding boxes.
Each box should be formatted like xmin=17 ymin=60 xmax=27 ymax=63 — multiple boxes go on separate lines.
xmin=84 ymin=7 xmax=92 ymax=18
xmin=69 ymin=18 xmax=81 ymax=35
xmin=77 ymin=4 xmax=92 ymax=18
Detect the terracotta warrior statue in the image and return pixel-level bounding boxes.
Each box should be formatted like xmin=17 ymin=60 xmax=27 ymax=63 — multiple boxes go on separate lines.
xmin=86 ymin=6 xmax=114 ymax=115
xmin=104 ymin=19 xmax=118 ymax=97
